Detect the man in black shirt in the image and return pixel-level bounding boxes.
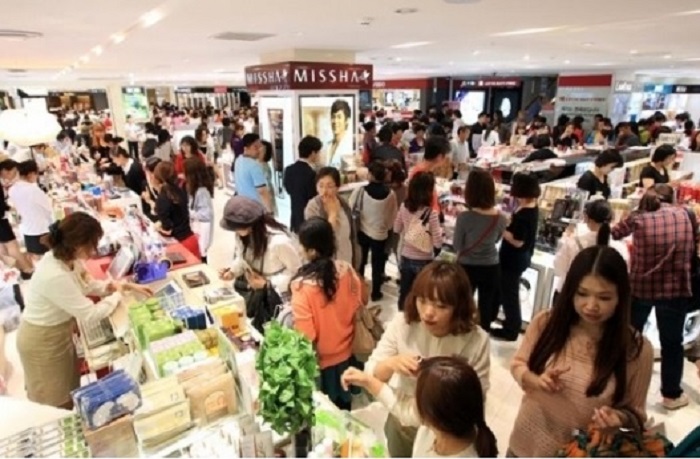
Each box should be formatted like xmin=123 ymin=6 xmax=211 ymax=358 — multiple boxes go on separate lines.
xmin=370 ymin=124 xmax=406 ymax=171
xmin=468 ymin=112 xmax=490 ymax=158
xmin=284 ymin=136 xmax=321 ymax=233
xmin=109 ymin=147 xmax=147 ymax=196
xmin=616 ymin=122 xmax=641 ymax=148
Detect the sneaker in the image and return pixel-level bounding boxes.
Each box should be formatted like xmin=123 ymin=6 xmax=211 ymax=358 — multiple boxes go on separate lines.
xmin=662 ymin=393 xmax=690 ymax=411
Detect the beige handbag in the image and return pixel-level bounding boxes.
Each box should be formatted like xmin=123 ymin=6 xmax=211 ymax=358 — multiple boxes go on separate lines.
xmin=351 ymin=275 xmax=384 ymax=359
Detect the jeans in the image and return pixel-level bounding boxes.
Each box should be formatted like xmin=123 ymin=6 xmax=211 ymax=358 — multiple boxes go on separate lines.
xmin=399 ymin=258 xmax=431 ymax=311
xmin=499 ymin=268 xmax=526 ymax=335
xmin=631 ymin=297 xmax=688 ymax=399
xmin=128 ymin=141 xmax=139 ymax=158
xmin=462 ymin=264 xmax=501 ymax=331
xmin=357 ymin=232 xmax=388 ymax=297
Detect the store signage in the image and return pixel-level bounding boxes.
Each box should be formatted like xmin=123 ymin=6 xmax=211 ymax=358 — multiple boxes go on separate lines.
xmin=555 ymin=86 xmax=612 ymax=130
xmin=244 ymin=62 xmax=374 ymax=91
xmin=459 ymin=78 xmax=521 ymax=88
xmin=174 ymin=87 xmax=192 ymax=93
xmin=213 ymin=86 xmax=228 ymax=94
xmin=122 ymin=86 xmax=144 ymax=95
xmin=614 ymin=81 xmax=634 ymax=92
xmin=673 ymin=85 xmax=700 ymax=94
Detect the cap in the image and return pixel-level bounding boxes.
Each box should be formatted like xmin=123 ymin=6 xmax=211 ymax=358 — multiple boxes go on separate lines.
xmin=220 ymin=196 xmax=266 ymax=231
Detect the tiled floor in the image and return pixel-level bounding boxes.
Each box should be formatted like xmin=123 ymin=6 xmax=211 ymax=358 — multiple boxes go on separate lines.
xmin=4 ymin=189 xmax=700 ymax=455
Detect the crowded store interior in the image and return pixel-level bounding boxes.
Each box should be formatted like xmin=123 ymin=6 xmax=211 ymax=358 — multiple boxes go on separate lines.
xmin=4 ymin=0 xmax=700 ymax=457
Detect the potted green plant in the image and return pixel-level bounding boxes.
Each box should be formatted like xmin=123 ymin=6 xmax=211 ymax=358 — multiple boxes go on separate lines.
xmin=256 ymin=322 xmax=319 ymax=457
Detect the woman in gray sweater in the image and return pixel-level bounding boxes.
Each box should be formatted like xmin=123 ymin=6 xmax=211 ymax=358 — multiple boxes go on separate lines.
xmin=184 ymin=157 xmax=214 ymax=263
xmin=453 ymin=169 xmax=507 ymax=332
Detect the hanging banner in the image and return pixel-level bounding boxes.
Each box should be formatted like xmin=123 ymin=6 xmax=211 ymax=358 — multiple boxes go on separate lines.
xmin=555 ymin=75 xmax=612 ymax=130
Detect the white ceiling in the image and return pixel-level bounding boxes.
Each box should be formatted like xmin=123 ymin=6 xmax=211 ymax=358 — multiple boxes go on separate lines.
xmin=1 ymin=0 xmax=700 ymax=87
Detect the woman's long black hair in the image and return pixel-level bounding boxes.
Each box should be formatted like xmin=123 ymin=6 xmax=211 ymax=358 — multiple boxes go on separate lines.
xmin=528 ymin=246 xmax=643 ymax=405
xmin=292 ymin=217 xmax=338 ymax=301
xmin=240 ymin=215 xmax=288 ymax=262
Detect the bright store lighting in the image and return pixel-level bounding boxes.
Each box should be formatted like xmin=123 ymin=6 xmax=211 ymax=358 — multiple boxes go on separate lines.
xmin=663 ymin=54 xmax=672 ymax=59
xmin=141 ymin=9 xmax=164 ymax=28
xmin=492 ymin=27 xmax=562 ymax=37
xmin=93 ymin=46 xmax=103 ymax=56
xmin=564 ymin=60 xmax=571 ymax=64
xmin=472 ymin=50 xmax=480 ymax=56
xmin=672 ymin=9 xmax=700 ymax=16
xmin=630 ymin=50 xmax=638 ymax=55
xmin=80 ymin=55 xmax=90 ymax=63
xmin=111 ymin=33 xmax=126 ymax=44
xmin=391 ymin=41 xmax=431 ymax=49
xmin=523 ymin=54 xmax=530 ymax=61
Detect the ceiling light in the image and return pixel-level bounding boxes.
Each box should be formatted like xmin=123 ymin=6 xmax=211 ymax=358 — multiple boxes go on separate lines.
xmin=395 ymin=57 xmax=403 ymax=62
xmin=92 ymin=46 xmax=103 ymax=56
xmin=663 ymin=54 xmax=672 ymax=59
xmin=683 ymin=57 xmax=700 ymax=62
xmin=523 ymin=54 xmax=530 ymax=61
xmin=492 ymin=27 xmax=562 ymax=37
xmin=448 ymin=61 xmax=455 ymax=65
xmin=394 ymin=8 xmax=418 ymax=14
xmin=111 ymin=33 xmax=125 ymax=44
xmin=672 ymin=9 xmax=700 ymax=16
xmin=80 ymin=55 xmax=90 ymax=63
xmin=391 ymin=41 xmax=431 ymax=49
xmin=472 ymin=50 xmax=480 ymax=56
xmin=141 ymin=9 xmax=164 ymax=28
xmin=582 ymin=42 xmax=594 ymax=47
xmin=564 ymin=60 xmax=571 ymax=64
xmin=630 ymin=49 xmax=638 ymax=55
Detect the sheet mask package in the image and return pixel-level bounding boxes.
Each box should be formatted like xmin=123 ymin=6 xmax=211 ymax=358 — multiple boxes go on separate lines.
xmin=186 ymin=371 xmax=237 ymax=424
xmin=0 ymin=414 xmax=90 ymax=458
xmin=133 ymin=400 xmax=193 ymax=448
xmin=180 ymin=364 xmax=228 ymax=394
xmin=138 ymin=376 xmax=187 ymax=415
xmin=72 ymin=369 xmax=142 ymax=431
xmin=83 ymin=415 xmax=139 ymax=458
xmin=171 ymin=306 xmax=208 ymax=330
xmin=177 ymin=358 xmax=228 ymax=384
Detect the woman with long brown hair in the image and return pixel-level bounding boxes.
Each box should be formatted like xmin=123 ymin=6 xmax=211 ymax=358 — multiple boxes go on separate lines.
xmin=151 ymin=161 xmax=200 ymax=258
xmin=507 ymin=246 xmax=653 ymax=457
xmin=90 ymin=122 xmax=111 ymax=172
xmin=184 ymin=157 xmax=214 ymax=264
xmin=219 ymin=196 xmax=301 ymax=295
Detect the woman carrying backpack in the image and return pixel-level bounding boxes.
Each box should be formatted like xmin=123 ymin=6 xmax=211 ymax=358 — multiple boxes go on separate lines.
xmin=393 ymin=171 xmax=442 ymax=311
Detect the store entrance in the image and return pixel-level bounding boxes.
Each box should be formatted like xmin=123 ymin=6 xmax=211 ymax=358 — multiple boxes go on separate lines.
xmin=489 ymin=88 xmax=521 ymax=123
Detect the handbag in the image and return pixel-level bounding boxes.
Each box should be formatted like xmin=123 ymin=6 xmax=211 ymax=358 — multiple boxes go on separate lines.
xmin=558 ymin=410 xmax=674 ymax=457
xmin=403 ymin=208 xmax=433 ymax=254
xmin=351 ymin=273 xmax=384 ymax=358
xmin=351 ymin=188 xmax=365 ymax=232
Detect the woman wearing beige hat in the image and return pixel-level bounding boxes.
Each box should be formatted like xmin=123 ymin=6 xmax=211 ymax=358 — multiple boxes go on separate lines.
xmin=219 ymin=196 xmax=302 ymax=295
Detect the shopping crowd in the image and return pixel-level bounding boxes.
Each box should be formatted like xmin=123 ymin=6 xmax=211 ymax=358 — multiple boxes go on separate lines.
xmin=1 ymin=101 xmax=700 ymax=457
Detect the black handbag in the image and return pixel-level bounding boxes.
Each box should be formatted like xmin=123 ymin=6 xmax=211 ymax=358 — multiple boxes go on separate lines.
xmin=247 ymin=285 xmax=283 ymax=334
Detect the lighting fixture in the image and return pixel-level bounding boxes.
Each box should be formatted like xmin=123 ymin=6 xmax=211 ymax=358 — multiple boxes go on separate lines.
xmin=472 ymin=50 xmax=480 ymax=56
xmin=80 ymin=55 xmax=90 ymax=63
xmin=93 ymin=46 xmax=103 ymax=56
xmin=671 ymin=9 xmax=700 ymax=16
xmin=523 ymin=54 xmax=530 ymax=61
xmin=630 ymin=49 xmax=638 ymax=55
xmin=391 ymin=41 xmax=431 ymax=49
xmin=394 ymin=57 xmax=403 ymax=62
xmin=663 ymin=54 xmax=672 ymax=59
xmin=394 ymin=8 xmax=418 ymax=14
xmin=564 ymin=60 xmax=571 ymax=64
xmin=111 ymin=33 xmax=125 ymax=44
xmin=491 ymin=27 xmax=562 ymax=37
xmin=582 ymin=42 xmax=594 ymax=47
xmin=683 ymin=57 xmax=700 ymax=62
xmin=141 ymin=9 xmax=164 ymax=28
xmin=448 ymin=61 xmax=455 ymax=65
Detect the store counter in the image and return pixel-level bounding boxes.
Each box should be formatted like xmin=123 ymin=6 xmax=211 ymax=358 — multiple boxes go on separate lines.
xmin=84 ymin=241 xmax=201 ymax=281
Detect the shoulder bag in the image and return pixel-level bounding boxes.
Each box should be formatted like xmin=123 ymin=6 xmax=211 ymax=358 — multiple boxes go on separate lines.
xmin=403 ymin=208 xmax=434 ymax=254
xmin=351 ymin=272 xmax=384 ymax=360
xmin=456 ymin=213 xmax=501 ymax=261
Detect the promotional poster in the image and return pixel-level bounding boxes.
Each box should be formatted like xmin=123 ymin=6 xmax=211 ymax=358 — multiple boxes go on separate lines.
xmin=299 ymin=95 xmax=355 ymax=169
xmin=121 ymin=87 xmax=149 ymax=121
xmin=267 ymin=108 xmax=285 ymax=173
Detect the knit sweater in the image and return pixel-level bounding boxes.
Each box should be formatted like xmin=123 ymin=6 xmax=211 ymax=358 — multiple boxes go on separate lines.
xmin=509 ymin=312 xmax=653 ymax=457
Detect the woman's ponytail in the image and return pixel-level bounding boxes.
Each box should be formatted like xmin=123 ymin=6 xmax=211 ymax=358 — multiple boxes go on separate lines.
xmin=292 ymin=257 xmax=338 ymax=301
xmin=474 ymin=420 xmax=499 ymax=458
xmin=596 ymin=222 xmax=611 ymax=246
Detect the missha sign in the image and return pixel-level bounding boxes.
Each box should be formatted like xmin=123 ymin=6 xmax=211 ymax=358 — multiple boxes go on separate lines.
xmin=245 ymin=62 xmax=373 ymax=91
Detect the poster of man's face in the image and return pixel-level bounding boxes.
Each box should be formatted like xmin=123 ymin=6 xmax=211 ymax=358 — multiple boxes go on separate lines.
xmin=299 ymin=95 xmax=355 ymax=169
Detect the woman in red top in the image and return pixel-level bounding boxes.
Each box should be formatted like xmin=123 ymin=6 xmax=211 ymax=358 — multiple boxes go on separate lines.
xmin=174 ymin=136 xmax=206 ymax=180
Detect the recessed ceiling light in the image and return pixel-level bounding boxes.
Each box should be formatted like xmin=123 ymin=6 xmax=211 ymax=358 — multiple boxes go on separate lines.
xmin=92 ymin=46 xmax=103 ymax=56
xmin=630 ymin=49 xmax=638 ymax=55
xmin=564 ymin=60 xmax=571 ymax=64
xmin=671 ymin=9 xmax=700 ymax=16
xmin=391 ymin=41 xmax=431 ymax=49
xmin=663 ymin=54 xmax=672 ymax=59
xmin=395 ymin=57 xmax=403 ymax=62
xmin=141 ymin=9 xmax=164 ymax=28
xmin=111 ymin=33 xmax=126 ymax=44
xmin=448 ymin=61 xmax=455 ymax=65
xmin=492 ymin=27 xmax=563 ymax=37
xmin=80 ymin=55 xmax=90 ymax=63
xmin=582 ymin=42 xmax=594 ymax=47
xmin=523 ymin=54 xmax=530 ymax=61
xmin=395 ymin=8 xmax=418 ymax=14
xmin=683 ymin=57 xmax=700 ymax=62
xmin=472 ymin=50 xmax=480 ymax=56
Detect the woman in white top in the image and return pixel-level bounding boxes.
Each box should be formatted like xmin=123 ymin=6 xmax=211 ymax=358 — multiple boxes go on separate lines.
xmin=184 ymin=157 xmax=214 ymax=264
xmin=481 ymin=125 xmax=500 ymax=148
xmin=362 ymin=261 xmax=491 ymax=458
xmin=8 ymin=160 xmax=54 ymax=262
xmin=553 ymin=199 xmax=630 ymax=296
xmin=17 ymin=213 xmax=151 ymax=408
xmin=349 ymin=161 xmax=397 ymax=301
xmin=219 ymin=196 xmax=301 ymax=295
xmin=342 ymin=356 xmax=497 ymax=458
